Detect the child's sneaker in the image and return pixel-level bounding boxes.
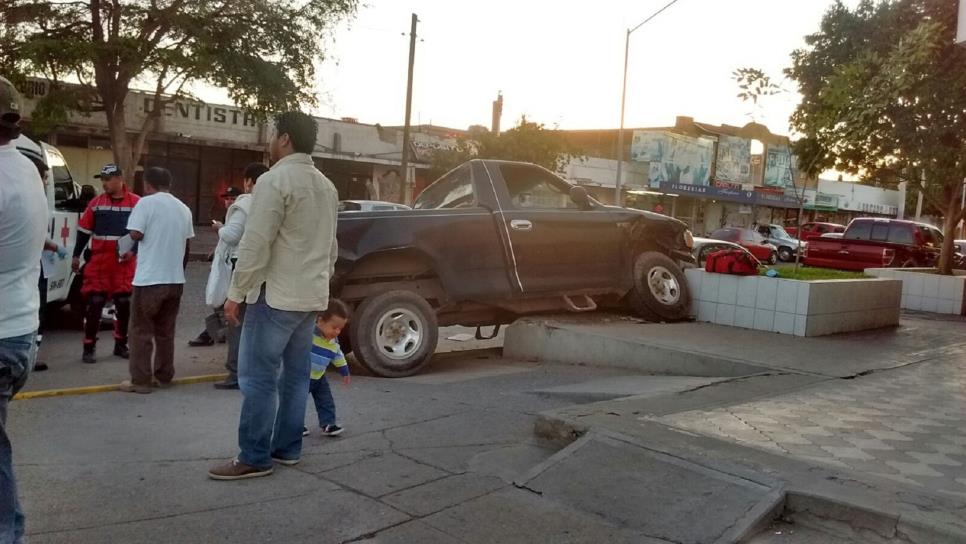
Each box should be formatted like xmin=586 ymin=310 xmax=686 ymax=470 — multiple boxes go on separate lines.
xmin=302 ymin=426 xmax=310 ymax=437
xmin=320 ymin=425 xmax=343 ymax=437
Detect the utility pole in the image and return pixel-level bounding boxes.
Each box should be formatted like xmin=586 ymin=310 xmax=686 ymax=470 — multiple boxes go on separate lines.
xmin=400 ymin=13 xmax=418 ymax=204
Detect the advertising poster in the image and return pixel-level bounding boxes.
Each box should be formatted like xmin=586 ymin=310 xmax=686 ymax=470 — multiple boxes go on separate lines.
xmin=715 ymin=136 xmax=751 ymax=184
xmin=631 ymin=131 xmax=713 ymax=187
xmin=763 ymin=144 xmax=795 ymax=188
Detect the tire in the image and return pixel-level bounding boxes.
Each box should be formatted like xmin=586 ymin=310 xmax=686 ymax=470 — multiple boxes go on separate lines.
xmin=778 ymin=246 xmax=793 ymax=262
xmin=349 ymin=290 xmax=438 ymax=378
xmin=627 ymin=251 xmax=691 ymax=322
xmin=768 ymin=251 xmax=778 ymax=265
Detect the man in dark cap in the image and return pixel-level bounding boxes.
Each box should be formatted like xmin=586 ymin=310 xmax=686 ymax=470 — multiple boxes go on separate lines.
xmin=72 ymin=163 xmax=140 ymax=364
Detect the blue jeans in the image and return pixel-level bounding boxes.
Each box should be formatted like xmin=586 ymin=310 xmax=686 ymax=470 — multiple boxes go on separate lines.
xmin=236 ymin=293 xmax=316 ymax=468
xmin=309 ymin=376 xmax=336 ymax=428
xmin=0 ymin=333 xmax=34 ymax=544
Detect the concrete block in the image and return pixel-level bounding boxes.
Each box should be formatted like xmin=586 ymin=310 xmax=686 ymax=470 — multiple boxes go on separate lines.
xmin=717 ymin=274 xmax=739 ymax=305
xmin=935 ymin=298 xmax=955 ymax=315
xmin=715 ymin=303 xmax=736 ymax=326
xmin=702 ymin=273 xmax=720 ymax=303
xmin=734 ymin=306 xmax=755 ymax=329
xmin=879 ymin=281 xmax=902 ymax=310
xmin=736 ymin=276 xmax=758 ymax=308
xmin=804 ymin=314 xmax=835 ymax=337
xmin=794 ymin=315 xmax=807 ymax=337
xmin=906 ymin=295 xmax=923 ymax=311
xmin=922 ymin=274 xmax=940 ymax=299
xmin=795 ymin=282 xmax=810 ymax=315
xmin=775 ymin=280 xmax=798 ymax=314
xmin=684 ymin=268 xmax=703 ymax=302
xmin=805 ymin=282 xmax=851 ymax=315
xmin=754 ymin=309 xmax=775 ymax=332
xmin=697 ymin=300 xmax=717 ymax=323
xmin=939 ymin=276 xmax=959 ymax=301
xmin=921 ymin=297 xmax=939 ymax=313
xmin=902 ymin=272 xmax=924 ymax=296
xmin=953 ymin=279 xmax=965 ymax=309
xmin=756 ymin=279 xmax=778 ymax=311
xmin=901 ymin=295 xmax=910 ymax=309
xmin=773 ymin=312 xmax=795 ymax=335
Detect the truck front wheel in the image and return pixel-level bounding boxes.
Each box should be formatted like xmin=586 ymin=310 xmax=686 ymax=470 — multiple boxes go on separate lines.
xmin=349 ymin=290 xmax=439 ymax=378
xmin=628 ymin=251 xmax=691 ymax=322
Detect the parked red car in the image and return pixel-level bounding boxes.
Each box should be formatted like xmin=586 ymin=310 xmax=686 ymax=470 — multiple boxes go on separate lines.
xmin=786 ymin=221 xmax=846 ymax=242
xmin=709 ymin=228 xmax=778 ymax=265
xmin=803 ymin=218 xmax=943 ymax=271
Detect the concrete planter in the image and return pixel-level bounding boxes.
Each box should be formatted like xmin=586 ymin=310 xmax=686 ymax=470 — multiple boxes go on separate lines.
xmin=865 ymin=268 xmax=966 ymax=315
xmin=684 ymin=269 xmax=901 ymax=336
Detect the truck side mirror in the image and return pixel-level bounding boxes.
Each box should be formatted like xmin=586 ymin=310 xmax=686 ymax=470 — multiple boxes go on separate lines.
xmin=570 ymin=186 xmax=591 ymax=209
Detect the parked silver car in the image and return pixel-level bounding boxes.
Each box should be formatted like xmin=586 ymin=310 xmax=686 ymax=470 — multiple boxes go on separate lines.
xmin=689 ymin=237 xmax=761 ymax=268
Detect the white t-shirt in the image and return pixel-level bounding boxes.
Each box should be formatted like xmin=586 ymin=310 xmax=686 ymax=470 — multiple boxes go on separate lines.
xmin=127 ymin=191 xmax=195 ymax=286
xmin=0 ymin=143 xmax=49 ymax=338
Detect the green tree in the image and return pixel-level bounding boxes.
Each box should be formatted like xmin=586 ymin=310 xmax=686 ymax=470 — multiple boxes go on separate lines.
xmin=786 ymin=0 xmax=966 ymax=273
xmin=427 ymin=117 xmax=580 ymax=182
xmin=1 ymin=0 xmax=356 ymax=182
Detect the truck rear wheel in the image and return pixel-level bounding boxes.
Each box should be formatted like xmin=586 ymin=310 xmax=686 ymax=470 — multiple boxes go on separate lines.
xmin=349 ymin=290 xmax=438 ymax=378
xmin=628 ymin=251 xmax=691 ymax=322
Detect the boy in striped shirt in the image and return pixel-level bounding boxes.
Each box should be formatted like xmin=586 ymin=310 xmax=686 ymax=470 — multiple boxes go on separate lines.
xmin=306 ymin=300 xmax=351 ymax=437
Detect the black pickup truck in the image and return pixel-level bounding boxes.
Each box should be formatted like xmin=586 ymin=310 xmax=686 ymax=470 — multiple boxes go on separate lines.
xmin=333 ymin=159 xmax=695 ymax=377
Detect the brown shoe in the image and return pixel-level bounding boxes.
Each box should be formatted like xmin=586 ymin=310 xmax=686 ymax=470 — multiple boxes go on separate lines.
xmin=208 ymin=458 xmax=274 ymax=481
xmin=151 ymin=378 xmax=173 ymax=389
xmin=119 ymin=380 xmax=152 ymax=394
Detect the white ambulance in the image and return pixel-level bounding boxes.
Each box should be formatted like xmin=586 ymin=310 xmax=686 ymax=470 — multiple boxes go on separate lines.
xmin=13 ymin=135 xmax=86 ymax=310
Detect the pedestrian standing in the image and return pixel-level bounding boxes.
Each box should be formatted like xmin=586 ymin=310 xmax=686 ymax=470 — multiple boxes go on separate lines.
xmin=209 ymin=111 xmax=339 ymax=480
xmin=72 ymin=163 xmax=140 ymax=364
xmin=15 ymin=139 xmax=68 ymax=372
xmin=0 ymin=75 xmax=47 ymax=543
xmin=213 ymin=163 xmax=269 ymax=390
xmin=120 ymin=167 xmax=194 ymax=394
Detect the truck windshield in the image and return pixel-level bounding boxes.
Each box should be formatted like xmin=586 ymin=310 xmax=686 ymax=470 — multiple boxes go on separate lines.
xmin=414 ymin=165 xmax=475 ymax=210
xmin=47 ymin=147 xmax=77 ymax=205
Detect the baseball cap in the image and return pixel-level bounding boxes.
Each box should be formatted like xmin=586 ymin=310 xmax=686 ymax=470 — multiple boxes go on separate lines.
xmin=95 ymin=164 xmax=122 ymax=179
xmin=0 ymin=76 xmax=23 ymax=135
xmin=220 ymin=186 xmax=243 ymax=198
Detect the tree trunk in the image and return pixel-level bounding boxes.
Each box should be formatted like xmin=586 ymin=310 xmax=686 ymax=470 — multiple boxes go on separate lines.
xmin=105 ymin=102 xmax=135 ymax=186
xmin=938 ymin=210 xmax=958 ymax=275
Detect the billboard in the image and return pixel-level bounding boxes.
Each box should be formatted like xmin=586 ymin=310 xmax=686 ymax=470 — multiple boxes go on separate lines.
xmin=763 ymin=144 xmax=794 ymax=188
xmin=715 ymin=135 xmax=751 ymax=184
xmin=630 ymin=131 xmax=714 ymax=187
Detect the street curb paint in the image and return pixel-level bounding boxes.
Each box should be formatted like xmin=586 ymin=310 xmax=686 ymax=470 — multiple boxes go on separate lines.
xmin=14 ymin=373 xmax=230 ymax=400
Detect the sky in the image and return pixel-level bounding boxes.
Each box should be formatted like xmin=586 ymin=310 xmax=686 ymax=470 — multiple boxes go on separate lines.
xmin=271 ymin=0 xmax=861 ymax=135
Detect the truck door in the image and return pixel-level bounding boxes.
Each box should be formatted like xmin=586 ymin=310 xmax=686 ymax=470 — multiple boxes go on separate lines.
xmin=836 ymin=221 xmax=875 ymax=270
xmin=43 ymin=144 xmax=81 ymax=304
xmin=492 ymin=163 xmax=621 ymax=294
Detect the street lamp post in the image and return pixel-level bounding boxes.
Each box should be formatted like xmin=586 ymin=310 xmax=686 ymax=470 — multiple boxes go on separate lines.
xmin=614 ymin=0 xmax=683 ymax=205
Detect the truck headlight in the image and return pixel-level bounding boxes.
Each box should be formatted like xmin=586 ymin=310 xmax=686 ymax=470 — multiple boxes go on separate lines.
xmin=684 ymin=229 xmax=694 ymax=249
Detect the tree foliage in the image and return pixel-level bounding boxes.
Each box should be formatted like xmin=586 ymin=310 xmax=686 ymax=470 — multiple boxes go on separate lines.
xmin=786 ymin=0 xmax=966 ymax=273
xmin=1 ymin=0 xmax=356 ymax=181
xmin=427 ymin=117 xmax=580 ymax=181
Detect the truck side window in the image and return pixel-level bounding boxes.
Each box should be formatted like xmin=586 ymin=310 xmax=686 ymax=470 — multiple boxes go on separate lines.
xmin=844 ymin=222 xmax=872 ymax=240
xmin=413 ymin=165 xmax=476 ymax=210
xmin=501 ymin=165 xmax=577 ymax=210
xmin=887 ymin=226 xmax=914 ymax=245
xmin=870 ymin=223 xmax=889 ymax=241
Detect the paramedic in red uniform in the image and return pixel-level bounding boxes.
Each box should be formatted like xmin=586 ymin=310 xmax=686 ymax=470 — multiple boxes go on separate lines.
xmin=71 ymin=164 xmax=140 ymax=364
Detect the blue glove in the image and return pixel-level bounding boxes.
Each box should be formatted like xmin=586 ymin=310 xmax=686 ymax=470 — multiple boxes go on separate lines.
xmin=766 ymin=268 xmax=779 ymax=278
xmin=55 ymin=245 xmax=68 ymax=259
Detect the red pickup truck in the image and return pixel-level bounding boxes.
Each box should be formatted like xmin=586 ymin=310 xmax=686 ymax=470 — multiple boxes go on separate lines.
xmin=786 ymin=221 xmax=846 ymax=241
xmin=803 ymin=218 xmax=943 ymax=271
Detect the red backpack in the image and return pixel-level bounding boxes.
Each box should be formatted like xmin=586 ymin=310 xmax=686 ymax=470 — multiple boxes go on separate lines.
xmin=705 ymin=249 xmax=760 ymax=276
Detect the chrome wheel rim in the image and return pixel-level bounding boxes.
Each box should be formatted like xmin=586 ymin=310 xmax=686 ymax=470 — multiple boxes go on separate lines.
xmin=647 ymin=266 xmax=681 ymax=306
xmin=375 ymin=307 xmax=423 ymax=360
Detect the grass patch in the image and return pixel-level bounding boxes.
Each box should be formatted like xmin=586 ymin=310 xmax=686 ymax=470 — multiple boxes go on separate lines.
xmin=761 ymin=266 xmax=868 ymax=281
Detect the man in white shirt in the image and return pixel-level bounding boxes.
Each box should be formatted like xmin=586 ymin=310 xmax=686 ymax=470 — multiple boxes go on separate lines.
xmin=121 ymin=167 xmax=195 ymax=394
xmin=0 ymin=75 xmax=47 ymax=543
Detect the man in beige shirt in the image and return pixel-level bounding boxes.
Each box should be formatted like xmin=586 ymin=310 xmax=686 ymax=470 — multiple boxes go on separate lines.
xmin=209 ymin=111 xmax=339 ymax=481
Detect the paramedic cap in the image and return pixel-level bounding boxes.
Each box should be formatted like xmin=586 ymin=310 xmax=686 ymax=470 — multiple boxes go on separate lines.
xmin=95 ymin=164 xmax=123 ymax=179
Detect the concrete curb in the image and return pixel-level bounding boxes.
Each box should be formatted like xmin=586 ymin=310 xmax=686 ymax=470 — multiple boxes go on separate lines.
xmin=504 ymin=319 xmax=775 ymax=377
xmin=14 ymin=373 xmax=229 ymax=400
xmin=717 ymin=486 xmax=785 ymax=544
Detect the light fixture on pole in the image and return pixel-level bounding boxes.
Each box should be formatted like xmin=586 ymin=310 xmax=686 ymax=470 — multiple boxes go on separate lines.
xmin=615 ymin=0 xmax=683 ymax=205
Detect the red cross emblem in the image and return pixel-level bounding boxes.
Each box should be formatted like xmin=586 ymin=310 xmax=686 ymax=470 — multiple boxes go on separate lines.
xmin=60 ymin=218 xmax=70 ymax=247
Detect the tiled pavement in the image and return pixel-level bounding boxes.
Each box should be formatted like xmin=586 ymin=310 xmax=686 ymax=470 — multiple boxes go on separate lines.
xmin=658 ymin=359 xmax=966 ymax=498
